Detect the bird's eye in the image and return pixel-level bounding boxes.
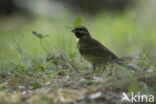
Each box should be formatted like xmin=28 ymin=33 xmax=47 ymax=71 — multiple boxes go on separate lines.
xmin=79 ymin=28 xmax=84 ymax=31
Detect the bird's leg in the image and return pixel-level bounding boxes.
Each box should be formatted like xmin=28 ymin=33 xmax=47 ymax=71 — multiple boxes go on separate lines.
xmin=103 ymin=65 xmax=106 ymax=70
xmin=107 ymin=64 xmax=114 ymax=76
xmin=101 ymin=65 xmax=106 ymax=74
xmin=92 ymin=64 xmax=96 ymax=72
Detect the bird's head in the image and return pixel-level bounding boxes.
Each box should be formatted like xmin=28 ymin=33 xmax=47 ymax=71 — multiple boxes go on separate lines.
xmin=71 ymin=26 xmax=90 ymax=38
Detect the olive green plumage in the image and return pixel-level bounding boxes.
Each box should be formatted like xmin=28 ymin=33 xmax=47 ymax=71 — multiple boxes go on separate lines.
xmin=71 ymin=26 xmax=135 ymax=71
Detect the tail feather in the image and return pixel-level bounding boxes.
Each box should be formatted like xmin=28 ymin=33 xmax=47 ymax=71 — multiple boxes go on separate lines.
xmin=117 ymin=59 xmax=137 ymax=70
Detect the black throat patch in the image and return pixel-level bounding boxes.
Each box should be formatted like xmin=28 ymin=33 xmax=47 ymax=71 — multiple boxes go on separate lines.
xmin=75 ymin=32 xmax=84 ymax=38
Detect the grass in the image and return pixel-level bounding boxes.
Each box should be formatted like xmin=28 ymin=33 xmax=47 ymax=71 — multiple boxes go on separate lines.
xmin=0 ymin=7 xmax=156 ymax=104
xmin=0 ymin=53 xmax=155 ymax=104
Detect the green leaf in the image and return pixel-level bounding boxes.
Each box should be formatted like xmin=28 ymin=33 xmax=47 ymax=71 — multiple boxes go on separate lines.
xmin=128 ymin=84 xmax=139 ymax=94
xmin=32 ymin=31 xmax=49 ymax=39
xmin=87 ymin=80 xmax=95 ymax=85
xmin=73 ymin=17 xmax=82 ymax=27
xmin=32 ymin=81 xmax=39 ymax=88
xmin=47 ymin=72 xmax=57 ymax=78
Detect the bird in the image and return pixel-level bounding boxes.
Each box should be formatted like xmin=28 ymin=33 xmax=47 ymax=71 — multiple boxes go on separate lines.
xmin=71 ymin=26 xmax=136 ymax=71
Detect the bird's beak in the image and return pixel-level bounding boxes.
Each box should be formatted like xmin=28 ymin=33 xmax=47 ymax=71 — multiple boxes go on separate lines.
xmin=71 ymin=29 xmax=75 ymax=33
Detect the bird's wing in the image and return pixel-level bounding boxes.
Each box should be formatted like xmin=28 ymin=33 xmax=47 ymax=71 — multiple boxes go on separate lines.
xmin=81 ymin=37 xmax=119 ymax=61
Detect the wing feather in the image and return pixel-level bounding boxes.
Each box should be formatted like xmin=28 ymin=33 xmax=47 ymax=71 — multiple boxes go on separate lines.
xmin=78 ymin=37 xmax=120 ymax=63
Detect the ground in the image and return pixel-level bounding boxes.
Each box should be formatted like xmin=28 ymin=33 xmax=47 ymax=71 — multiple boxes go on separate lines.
xmin=0 ymin=52 xmax=155 ymax=104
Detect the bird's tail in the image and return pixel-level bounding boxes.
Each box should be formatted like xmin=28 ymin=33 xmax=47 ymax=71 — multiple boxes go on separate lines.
xmin=117 ymin=59 xmax=137 ymax=70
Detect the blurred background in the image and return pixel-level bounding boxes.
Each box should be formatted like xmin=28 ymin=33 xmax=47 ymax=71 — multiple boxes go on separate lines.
xmin=0 ymin=0 xmax=156 ymax=63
